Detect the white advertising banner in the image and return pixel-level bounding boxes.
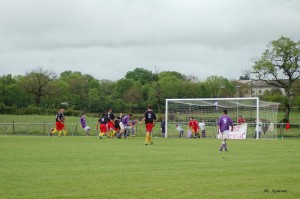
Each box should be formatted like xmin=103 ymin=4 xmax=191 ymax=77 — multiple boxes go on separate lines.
xmin=229 ymin=123 xmax=247 ymax=139
xmin=218 ymin=123 xmax=247 ymax=139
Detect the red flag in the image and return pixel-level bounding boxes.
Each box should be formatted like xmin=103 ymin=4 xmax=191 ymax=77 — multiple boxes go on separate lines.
xmin=285 ymin=122 xmax=290 ymax=131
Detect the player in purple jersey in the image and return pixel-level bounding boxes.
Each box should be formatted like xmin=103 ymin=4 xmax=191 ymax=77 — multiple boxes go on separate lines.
xmin=80 ymin=112 xmax=90 ymax=136
xmin=217 ymin=109 xmax=233 ymax=152
xmin=118 ymin=114 xmax=133 ymax=138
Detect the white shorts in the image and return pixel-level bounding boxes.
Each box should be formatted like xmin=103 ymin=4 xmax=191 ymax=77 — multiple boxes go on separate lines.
xmin=83 ymin=126 xmax=90 ymax=131
xmin=220 ymin=130 xmax=229 ymax=139
xmin=119 ymin=122 xmax=125 ymax=130
xmin=126 ymin=126 xmax=133 ymax=130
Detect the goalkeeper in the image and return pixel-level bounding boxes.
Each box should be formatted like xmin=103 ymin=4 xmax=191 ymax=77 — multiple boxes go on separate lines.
xmin=188 ymin=117 xmax=200 ymax=138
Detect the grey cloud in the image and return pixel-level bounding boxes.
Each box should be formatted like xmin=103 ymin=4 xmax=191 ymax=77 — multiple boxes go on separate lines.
xmin=0 ymin=0 xmax=299 ymax=80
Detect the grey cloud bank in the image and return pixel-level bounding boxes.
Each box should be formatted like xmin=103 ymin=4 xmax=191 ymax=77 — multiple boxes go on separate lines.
xmin=0 ymin=0 xmax=299 ymax=80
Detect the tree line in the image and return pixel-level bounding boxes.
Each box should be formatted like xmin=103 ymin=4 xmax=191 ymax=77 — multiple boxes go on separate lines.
xmin=0 ymin=36 xmax=299 ymax=122
xmin=0 ymin=68 xmax=241 ymax=114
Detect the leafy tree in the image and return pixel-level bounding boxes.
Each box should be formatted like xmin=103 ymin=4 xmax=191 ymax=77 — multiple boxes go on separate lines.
xmin=239 ymin=70 xmax=251 ymax=80
xmin=260 ymin=89 xmax=285 ymax=104
xmin=179 ymin=81 xmax=205 ymax=98
xmin=149 ymin=71 xmax=188 ymax=113
xmin=239 ymin=75 xmax=250 ymax=80
xmin=252 ymin=36 xmax=300 ymax=121
xmin=88 ymin=88 xmax=101 ymax=112
xmin=293 ymin=95 xmax=300 ymax=110
xmin=114 ymin=78 xmax=136 ymax=98
xmin=0 ymin=74 xmax=24 ymax=106
xmin=19 ymin=68 xmax=57 ymax=107
xmin=149 ymin=81 xmax=164 ymax=113
xmin=125 ymin=68 xmax=158 ymax=85
xmin=122 ymin=87 xmax=143 ymax=112
xmin=203 ymin=75 xmax=232 ymax=97
xmin=59 ymin=71 xmax=91 ymax=109
xmin=158 ymin=71 xmax=186 ymax=81
xmin=60 ymin=70 xmax=82 ymax=79
xmin=44 ymin=80 xmax=70 ymax=108
xmin=67 ymin=76 xmax=89 ymax=109
xmin=0 ymin=75 xmax=28 ymax=110
xmin=98 ymin=79 xmax=115 ymax=97
xmin=6 ymin=84 xmax=26 ymax=107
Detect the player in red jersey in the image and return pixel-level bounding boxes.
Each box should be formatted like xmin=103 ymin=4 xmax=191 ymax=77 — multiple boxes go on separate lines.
xmin=188 ymin=117 xmax=200 ymax=138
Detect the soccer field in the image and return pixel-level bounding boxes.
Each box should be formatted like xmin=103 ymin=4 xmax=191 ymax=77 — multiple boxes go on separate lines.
xmin=0 ymin=137 xmax=299 ymax=199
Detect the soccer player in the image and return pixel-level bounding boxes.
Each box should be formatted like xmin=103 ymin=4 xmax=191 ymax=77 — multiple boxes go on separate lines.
xmin=105 ymin=108 xmax=115 ymax=138
xmin=50 ymin=109 xmax=60 ymax=136
xmin=238 ymin=116 xmax=245 ymax=125
xmin=50 ymin=108 xmax=66 ymax=137
xmin=140 ymin=105 xmax=156 ymax=145
xmin=176 ymin=123 xmax=184 ymax=138
xmin=161 ymin=118 xmax=166 ymax=137
xmin=118 ymin=113 xmax=133 ymax=138
xmin=199 ymin=120 xmax=206 ymax=138
xmin=113 ymin=117 xmax=121 ymax=138
xmin=188 ymin=117 xmax=200 ymax=138
xmin=125 ymin=118 xmax=138 ymax=137
xmin=217 ymin=109 xmax=233 ymax=152
xmin=80 ymin=112 xmax=90 ymax=136
xmin=96 ymin=113 xmax=108 ymax=139
xmin=254 ymin=119 xmax=262 ymax=139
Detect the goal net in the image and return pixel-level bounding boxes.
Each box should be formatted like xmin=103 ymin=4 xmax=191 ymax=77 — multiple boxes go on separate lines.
xmin=165 ymin=97 xmax=280 ymax=139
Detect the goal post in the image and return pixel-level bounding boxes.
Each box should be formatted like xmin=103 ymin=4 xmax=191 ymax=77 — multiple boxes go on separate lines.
xmin=165 ymin=97 xmax=280 ymax=139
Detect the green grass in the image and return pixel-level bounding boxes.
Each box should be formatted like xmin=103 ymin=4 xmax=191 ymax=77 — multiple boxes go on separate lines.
xmin=0 ymin=136 xmax=299 ymax=199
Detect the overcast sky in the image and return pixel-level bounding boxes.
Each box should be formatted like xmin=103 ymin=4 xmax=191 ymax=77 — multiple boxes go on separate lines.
xmin=1 ymin=0 xmax=299 ymax=81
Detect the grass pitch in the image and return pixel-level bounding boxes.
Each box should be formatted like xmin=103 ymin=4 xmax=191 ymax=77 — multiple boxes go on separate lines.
xmin=0 ymin=136 xmax=299 ymax=199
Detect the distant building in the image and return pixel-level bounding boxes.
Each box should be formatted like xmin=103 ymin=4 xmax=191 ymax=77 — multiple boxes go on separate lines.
xmin=239 ymin=80 xmax=285 ymax=97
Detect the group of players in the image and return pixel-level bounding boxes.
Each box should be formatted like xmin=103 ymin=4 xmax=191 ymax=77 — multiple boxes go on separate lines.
xmin=93 ymin=109 xmax=135 ymax=139
xmin=50 ymin=105 xmax=157 ymax=145
xmin=50 ymin=106 xmax=233 ymax=151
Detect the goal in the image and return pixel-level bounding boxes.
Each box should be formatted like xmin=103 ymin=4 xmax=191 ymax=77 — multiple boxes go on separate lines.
xmin=165 ymin=97 xmax=280 ymax=139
